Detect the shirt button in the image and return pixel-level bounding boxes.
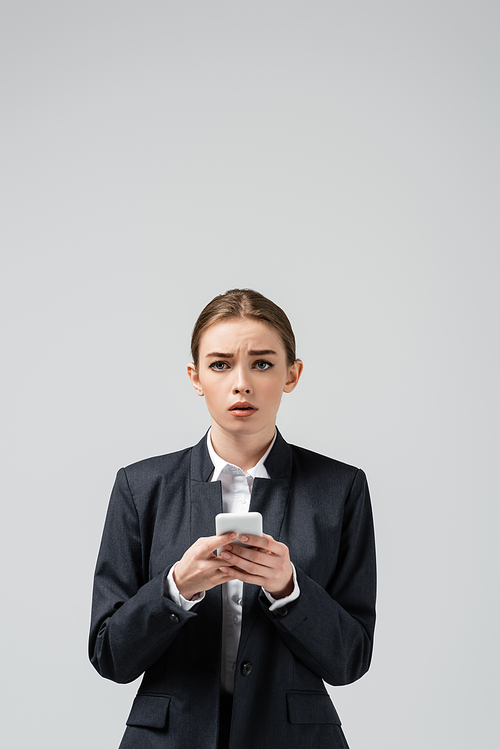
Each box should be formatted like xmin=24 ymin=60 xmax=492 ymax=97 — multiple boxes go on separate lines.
xmin=241 ymin=661 xmax=253 ymax=677
xmin=232 ymin=616 xmax=239 ymax=624
xmin=236 ymin=598 xmax=242 ymax=606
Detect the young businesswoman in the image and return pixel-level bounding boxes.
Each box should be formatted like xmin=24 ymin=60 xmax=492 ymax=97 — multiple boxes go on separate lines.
xmin=89 ymin=289 xmax=376 ymax=749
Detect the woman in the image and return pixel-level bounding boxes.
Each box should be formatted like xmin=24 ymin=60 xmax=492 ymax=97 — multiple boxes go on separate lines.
xmin=89 ymin=288 xmax=376 ymax=749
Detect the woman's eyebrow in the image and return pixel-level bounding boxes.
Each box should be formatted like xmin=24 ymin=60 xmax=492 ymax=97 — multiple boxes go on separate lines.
xmin=205 ymin=349 xmax=277 ymax=358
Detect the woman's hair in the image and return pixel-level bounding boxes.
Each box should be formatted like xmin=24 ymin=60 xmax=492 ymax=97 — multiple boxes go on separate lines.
xmin=191 ymin=288 xmax=297 ymax=369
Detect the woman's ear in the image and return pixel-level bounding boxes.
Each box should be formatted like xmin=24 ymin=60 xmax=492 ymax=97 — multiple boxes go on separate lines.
xmin=187 ymin=363 xmax=204 ymax=396
xmin=283 ymin=359 xmax=303 ymax=393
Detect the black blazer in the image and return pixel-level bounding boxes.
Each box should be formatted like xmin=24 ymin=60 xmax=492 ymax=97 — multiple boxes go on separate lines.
xmin=89 ymin=430 xmax=376 ymax=749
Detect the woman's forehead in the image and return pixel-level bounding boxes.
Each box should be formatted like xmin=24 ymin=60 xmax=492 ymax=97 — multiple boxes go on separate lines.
xmin=199 ymin=318 xmax=285 ymax=354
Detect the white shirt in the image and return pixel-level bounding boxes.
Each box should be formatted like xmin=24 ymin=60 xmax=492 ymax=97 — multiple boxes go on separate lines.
xmin=166 ymin=429 xmax=300 ymax=694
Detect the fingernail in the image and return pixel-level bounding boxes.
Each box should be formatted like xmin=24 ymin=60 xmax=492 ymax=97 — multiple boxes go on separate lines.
xmin=229 ymin=532 xmax=237 ymax=539
xmin=223 ymin=545 xmax=232 ymax=551
xmin=222 ymin=552 xmax=232 ymax=560
xmin=240 ymin=535 xmax=248 ymax=543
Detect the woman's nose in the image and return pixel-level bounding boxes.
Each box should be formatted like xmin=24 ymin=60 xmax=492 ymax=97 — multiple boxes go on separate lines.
xmin=232 ymin=368 xmax=251 ymax=394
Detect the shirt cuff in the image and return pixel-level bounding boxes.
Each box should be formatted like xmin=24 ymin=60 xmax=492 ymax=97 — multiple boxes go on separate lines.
xmin=262 ymin=561 xmax=300 ymax=612
xmin=165 ymin=562 xmax=205 ymax=611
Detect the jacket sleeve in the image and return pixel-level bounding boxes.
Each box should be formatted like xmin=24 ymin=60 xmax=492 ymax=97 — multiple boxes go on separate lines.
xmin=258 ymin=468 xmax=376 ymax=686
xmin=88 ymin=468 xmax=198 ymax=684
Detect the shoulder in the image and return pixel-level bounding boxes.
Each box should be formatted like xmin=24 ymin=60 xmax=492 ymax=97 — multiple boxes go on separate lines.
xmin=289 ymin=442 xmax=359 ymax=474
xmin=283 ymin=442 xmax=371 ymax=517
xmin=288 ymin=442 xmax=365 ymax=492
xmin=120 ymin=445 xmax=194 ymax=488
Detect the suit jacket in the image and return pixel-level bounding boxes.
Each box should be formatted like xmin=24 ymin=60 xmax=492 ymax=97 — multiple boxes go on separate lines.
xmin=89 ymin=430 xmax=376 ymax=749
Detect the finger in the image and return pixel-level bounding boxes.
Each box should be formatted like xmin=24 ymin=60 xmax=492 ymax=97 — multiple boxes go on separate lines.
xmin=217 ymin=563 xmax=248 ymax=579
xmin=238 ymin=532 xmax=275 ymax=551
xmin=219 ymin=549 xmax=274 ymax=577
xmin=210 ymin=552 xmax=238 ymax=567
xmin=219 ymin=566 xmax=266 ymax=586
xmin=222 ymin=545 xmax=274 ymax=569
xmin=217 ymin=568 xmax=234 ymax=579
xmin=258 ymin=533 xmax=287 ymax=556
xmin=203 ymin=531 xmax=238 ymax=551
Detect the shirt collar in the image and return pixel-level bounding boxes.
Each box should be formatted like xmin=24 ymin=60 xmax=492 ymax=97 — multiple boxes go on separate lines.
xmin=206 ymin=428 xmax=276 ymax=481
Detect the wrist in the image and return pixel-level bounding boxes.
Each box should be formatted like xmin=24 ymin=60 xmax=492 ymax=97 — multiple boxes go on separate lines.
xmin=266 ymin=575 xmax=294 ymax=600
xmin=172 ymin=566 xmax=196 ymax=601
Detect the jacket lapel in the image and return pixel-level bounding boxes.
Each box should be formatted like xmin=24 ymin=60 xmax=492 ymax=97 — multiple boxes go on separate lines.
xmin=189 ymin=432 xmax=224 ymax=670
xmin=189 ymin=430 xmax=223 ymax=546
xmin=239 ymin=430 xmax=293 ymax=655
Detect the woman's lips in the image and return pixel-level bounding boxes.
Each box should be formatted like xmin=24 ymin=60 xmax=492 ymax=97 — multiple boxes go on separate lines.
xmin=229 ymin=402 xmax=257 ymax=417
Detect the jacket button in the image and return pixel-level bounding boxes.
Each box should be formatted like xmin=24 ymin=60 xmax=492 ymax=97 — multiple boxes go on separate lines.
xmin=169 ymin=613 xmax=180 ymax=623
xmin=276 ymin=606 xmax=289 ymax=617
xmin=241 ymin=661 xmax=253 ymax=676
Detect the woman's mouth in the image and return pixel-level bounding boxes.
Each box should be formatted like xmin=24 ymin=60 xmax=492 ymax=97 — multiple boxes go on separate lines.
xmin=229 ymin=401 xmax=257 ymax=417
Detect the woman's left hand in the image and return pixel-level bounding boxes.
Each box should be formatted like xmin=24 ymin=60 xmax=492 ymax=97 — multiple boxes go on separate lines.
xmin=218 ymin=532 xmax=294 ymax=599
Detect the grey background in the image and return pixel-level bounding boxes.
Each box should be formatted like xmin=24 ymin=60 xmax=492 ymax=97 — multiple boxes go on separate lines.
xmin=1 ymin=2 xmax=498 ymax=747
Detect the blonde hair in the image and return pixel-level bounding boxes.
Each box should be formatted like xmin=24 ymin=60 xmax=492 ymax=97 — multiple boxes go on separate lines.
xmin=191 ymin=289 xmax=297 ymax=369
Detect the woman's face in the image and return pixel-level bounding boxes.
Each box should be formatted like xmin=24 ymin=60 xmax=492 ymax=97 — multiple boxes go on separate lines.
xmin=188 ymin=317 xmax=302 ymax=440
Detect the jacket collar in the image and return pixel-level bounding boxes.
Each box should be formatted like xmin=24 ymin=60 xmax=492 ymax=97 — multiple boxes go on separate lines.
xmin=189 ymin=427 xmax=293 ymax=482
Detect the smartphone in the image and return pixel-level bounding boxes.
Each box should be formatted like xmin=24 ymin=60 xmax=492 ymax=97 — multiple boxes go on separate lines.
xmin=215 ymin=512 xmax=263 ymax=547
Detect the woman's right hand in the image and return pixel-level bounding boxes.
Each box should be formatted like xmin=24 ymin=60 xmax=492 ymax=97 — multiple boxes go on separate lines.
xmin=172 ymin=532 xmax=238 ymax=601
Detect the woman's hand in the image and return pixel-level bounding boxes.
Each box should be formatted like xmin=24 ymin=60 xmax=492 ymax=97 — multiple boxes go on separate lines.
xmin=218 ymin=532 xmax=294 ymax=599
xmin=173 ymin=532 xmax=238 ymax=601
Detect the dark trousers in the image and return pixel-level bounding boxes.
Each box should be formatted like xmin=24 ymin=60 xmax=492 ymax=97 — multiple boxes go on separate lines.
xmin=218 ymin=694 xmax=233 ymax=749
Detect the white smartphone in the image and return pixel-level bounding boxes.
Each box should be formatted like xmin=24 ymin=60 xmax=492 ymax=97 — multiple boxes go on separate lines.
xmin=215 ymin=512 xmax=263 ymax=547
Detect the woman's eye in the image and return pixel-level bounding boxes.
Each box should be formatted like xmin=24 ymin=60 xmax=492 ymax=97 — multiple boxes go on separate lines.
xmin=209 ymin=361 xmax=229 ymax=371
xmin=255 ymin=360 xmax=273 ymax=370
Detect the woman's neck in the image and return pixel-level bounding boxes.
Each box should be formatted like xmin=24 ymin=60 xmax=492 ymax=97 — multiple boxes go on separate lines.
xmin=209 ymin=422 xmax=275 ymax=474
